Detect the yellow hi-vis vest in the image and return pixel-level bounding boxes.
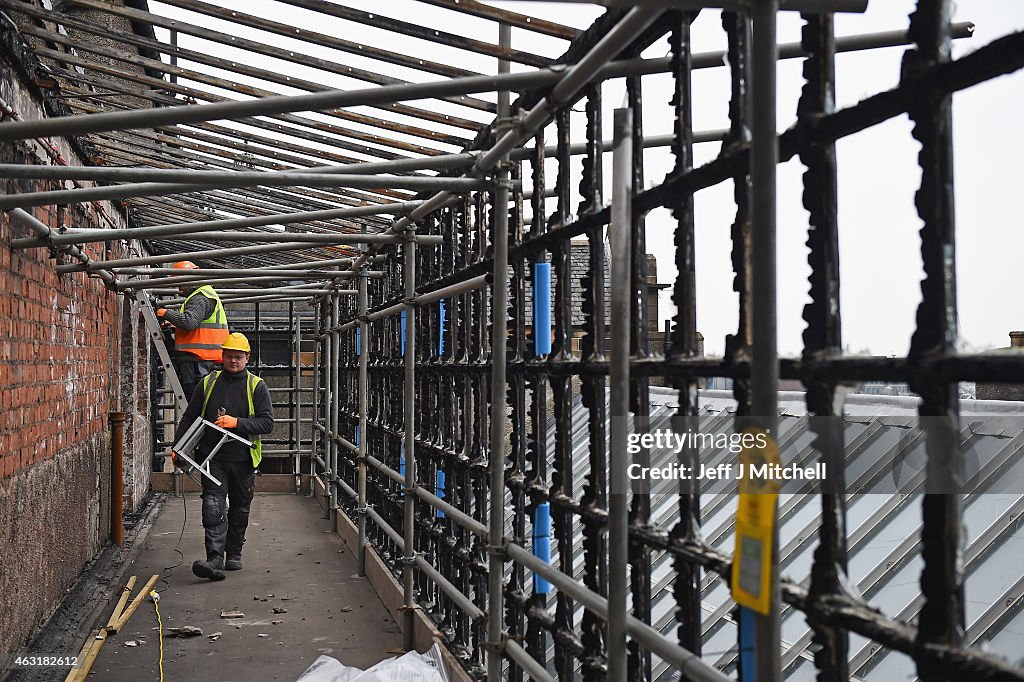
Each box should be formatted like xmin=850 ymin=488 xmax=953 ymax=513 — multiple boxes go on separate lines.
xmin=201 ymin=370 xmax=265 ymax=468
xmin=176 ymin=286 xmax=229 ymax=361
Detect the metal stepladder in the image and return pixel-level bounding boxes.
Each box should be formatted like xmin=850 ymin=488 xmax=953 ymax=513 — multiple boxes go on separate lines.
xmin=135 ymin=289 xmax=188 ymax=414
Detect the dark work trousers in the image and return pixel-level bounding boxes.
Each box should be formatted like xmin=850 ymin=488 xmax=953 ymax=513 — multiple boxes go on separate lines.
xmin=201 ymin=458 xmax=256 ymax=561
xmin=177 ymin=359 xmax=217 ymax=403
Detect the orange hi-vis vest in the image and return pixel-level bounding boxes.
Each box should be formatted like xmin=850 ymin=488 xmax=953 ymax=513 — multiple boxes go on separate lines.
xmin=175 ymin=285 xmax=228 ymax=361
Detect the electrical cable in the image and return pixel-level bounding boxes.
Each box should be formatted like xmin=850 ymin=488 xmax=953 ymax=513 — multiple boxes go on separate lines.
xmin=159 ymin=492 xmax=188 ymax=591
xmin=151 ymin=590 xmax=165 ymax=682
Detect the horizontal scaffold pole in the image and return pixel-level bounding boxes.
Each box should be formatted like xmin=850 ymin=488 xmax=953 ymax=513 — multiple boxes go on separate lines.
xmin=0 ymin=173 xmax=486 ymax=211
xmin=0 ymin=24 xmax=972 ymax=141
xmin=59 ymin=240 xmax=360 ymax=272
xmin=10 ymin=201 xmax=424 ymax=248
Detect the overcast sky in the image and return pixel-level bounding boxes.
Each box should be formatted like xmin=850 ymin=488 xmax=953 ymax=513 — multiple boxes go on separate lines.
xmin=152 ymin=0 xmax=1023 ymax=358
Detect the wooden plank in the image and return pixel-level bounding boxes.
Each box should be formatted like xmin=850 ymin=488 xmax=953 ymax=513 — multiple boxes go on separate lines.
xmin=64 ymin=629 xmax=106 ymax=682
xmin=110 ymin=574 xmax=159 ymax=634
xmin=105 ymin=576 xmax=137 ymax=631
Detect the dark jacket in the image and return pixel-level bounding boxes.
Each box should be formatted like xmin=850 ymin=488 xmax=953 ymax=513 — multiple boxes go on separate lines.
xmin=175 ymin=369 xmax=274 ymax=464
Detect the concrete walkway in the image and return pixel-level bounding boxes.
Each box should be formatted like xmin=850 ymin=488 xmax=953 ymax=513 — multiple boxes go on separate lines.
xmin=88 ymin=493 xmax=404 ymax=682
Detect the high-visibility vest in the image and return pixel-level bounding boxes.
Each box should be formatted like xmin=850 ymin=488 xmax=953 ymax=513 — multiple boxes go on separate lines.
xmin=202 ymin=370 xmax=265 ymax=468
xmin=175 ymin=286 xmax=228 ymax=361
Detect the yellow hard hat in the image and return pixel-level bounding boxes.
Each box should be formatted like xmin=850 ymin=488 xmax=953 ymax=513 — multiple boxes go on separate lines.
xmin=172 ymin=260 xmax=199 ymax=270
xmin=222 ymin=332 xmax=251 ymax=353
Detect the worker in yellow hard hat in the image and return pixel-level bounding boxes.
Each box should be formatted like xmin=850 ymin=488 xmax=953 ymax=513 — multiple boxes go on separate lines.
xmin=171 ymin=332 xmax=274 ymax=581
xmin=156 ymin=261 xmax=229 ymax=400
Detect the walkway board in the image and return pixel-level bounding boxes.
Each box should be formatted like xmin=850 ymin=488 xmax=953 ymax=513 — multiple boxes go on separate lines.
xmin=89 ymin=493 xmax=403 ymax=681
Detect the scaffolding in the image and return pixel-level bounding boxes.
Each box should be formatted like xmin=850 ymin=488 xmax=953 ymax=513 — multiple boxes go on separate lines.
xmin=2 ymin=0 xmax=1023 ymax=680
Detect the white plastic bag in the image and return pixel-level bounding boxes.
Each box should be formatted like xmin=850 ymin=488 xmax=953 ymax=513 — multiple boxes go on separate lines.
xmin=296 ymin=643 xmax=450 ymax=682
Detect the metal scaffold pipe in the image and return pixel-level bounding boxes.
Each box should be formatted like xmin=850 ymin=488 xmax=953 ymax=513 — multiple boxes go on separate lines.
xmin=7 ymin=209 xmax=116 ymax=286
xmin=13 ymin=202 xmax=424 ymax=248
xmin=353 ymin=4 xmax=664 ymax=273
xmin=486 ymin=22 xmax=512 ymax=682
xmin=750 ymin=1 xmax=782 ymax=679
xmin=329 ymin=293 xmax=341 ymax=530
xmin=0 ymin=153 xmax=480 ymax=182
xmin=401 ymin=231 xmax=417 ymax=652
xmin=608 ymin=106 xmax=632 ymax=682
xmin=0 ymin=23 xmax=966 ymax=141
xmin=0 ymin=173 xmax=487 ymax=212
xmin=122 ymin=274 xmax=374 ymax=292
xmin=60 ymin=241 xmax=362 ymax=272
xmin=414 ymin=274 xmax=491 ymax=306
xmin=356 ymin=265 xmax=368 ymax=577
xmin=112 ymin=267 xmax=382 ymax=278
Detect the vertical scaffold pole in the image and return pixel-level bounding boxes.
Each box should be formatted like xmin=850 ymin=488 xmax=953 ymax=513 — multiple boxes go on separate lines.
xmin=311 ymin=299 xmax=320 ymax=498
xmin=486 ymin=21 xmax=512 ymax=681
xmin=750 ymin=0 xmax=781 ymax=679
xmin=402 ymin=230 xmax=418 ymax=651
xmin=293 ymin=304 xmax=301 ymax=493
xmin=330 ymin=292 xmax=341 ymax=531
xmin=358 ymin=267 xmax=369 ymax=576
xmin=608 ymin=106 xmax=633 ymax=682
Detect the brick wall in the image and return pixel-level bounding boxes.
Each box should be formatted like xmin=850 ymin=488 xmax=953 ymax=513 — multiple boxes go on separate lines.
xmin=0 ymin=48 xmax=151 ymax=652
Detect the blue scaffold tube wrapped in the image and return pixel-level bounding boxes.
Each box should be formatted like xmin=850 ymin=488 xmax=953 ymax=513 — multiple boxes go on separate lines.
xmin=356 ymin=327 xmax=360 ymax=355
xmin=438 ymin=299 xmax=446 ymax=356
xmin=400 ymin=309 xmax=406 ymax=355
xmin=533 ymin=262 xmax=551 ymax=356
xmin=532 ymin=502 xmax=552 ymax=594
xmin=435 ymin=470 xmax=446 ymax=518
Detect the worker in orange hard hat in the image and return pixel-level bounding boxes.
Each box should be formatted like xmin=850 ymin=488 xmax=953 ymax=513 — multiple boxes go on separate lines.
xmin=156 ymin=260 xmax=229 ymax=400
xmin=171 ymin=332 xmax=274 ymax=581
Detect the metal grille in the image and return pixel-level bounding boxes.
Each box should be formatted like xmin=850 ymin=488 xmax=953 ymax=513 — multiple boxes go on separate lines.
xmin=316 ymin=5 xmax=1024 ymax=681
xmin=2 ymin=1 xmax=1023 ymax=680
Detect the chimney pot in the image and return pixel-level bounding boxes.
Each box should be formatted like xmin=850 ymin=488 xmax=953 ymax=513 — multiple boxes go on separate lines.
xmin=1011 ymin=331 xmax=1024 ymax=348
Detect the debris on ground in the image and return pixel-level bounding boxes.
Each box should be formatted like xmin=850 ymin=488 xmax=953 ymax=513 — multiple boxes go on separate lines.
xmin=273 ymin=607 xmax=288 ymax=614
xmin=295 ymin=643 xmax=449 ymax=682
xmin=124 ymin=640 xmax=142 ymax=647
xmin=209 ymin=632 xmax=222 ymax=642
xmin=258 ymin=633 xmax=268 ymax=638
xmin=220 ymin=609 xmax=245 ymax=618
xmin=272 ymin=620 xmax=283 ymax=625
xmin=340 ymin=606 xmax=353 ymax=613
xmin=168 ymin=626 xmax=203 ymax=637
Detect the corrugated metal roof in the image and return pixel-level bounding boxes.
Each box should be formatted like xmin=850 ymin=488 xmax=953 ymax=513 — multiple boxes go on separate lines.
xmin=539 ymin=387 xmax=1024 ymax=679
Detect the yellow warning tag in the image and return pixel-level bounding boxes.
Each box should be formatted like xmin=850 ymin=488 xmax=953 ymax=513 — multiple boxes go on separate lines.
xmin=731 ymin=426 xmax=780 ymax=615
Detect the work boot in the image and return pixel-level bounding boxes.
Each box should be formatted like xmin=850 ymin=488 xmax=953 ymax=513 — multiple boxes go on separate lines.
xmin=192 ymin=556 xmax=225 ymax=581
xmin=225 ymin=555 xmax=243 ymax=571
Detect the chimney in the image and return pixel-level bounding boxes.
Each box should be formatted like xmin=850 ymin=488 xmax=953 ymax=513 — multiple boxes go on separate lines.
xmin=976 ymin=331 xmax=1024 ymax=401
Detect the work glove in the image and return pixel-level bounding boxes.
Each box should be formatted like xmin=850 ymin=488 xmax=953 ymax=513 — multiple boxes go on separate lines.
xmin=156 ymin=308 xmax=167 ymax=318
xmin=215 ymin=414 xmax=238 ymax=430
xmin=170 ymin=450 xmax=181 ymax=468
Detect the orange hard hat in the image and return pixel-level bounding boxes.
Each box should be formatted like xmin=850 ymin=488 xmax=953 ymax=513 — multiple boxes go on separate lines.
xmin=172 ymin=261 xmax=199 ymax=270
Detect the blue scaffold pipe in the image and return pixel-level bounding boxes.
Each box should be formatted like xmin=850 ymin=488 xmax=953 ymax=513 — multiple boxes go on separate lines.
xmin=532 ymin=502 xmax=552 ymax=594
xmin=400 ymin=309 xmax=406 ymax=355
xmin=533 ymin=262 xmax=551 ymax=356
xmin=355 ymin=425 xmax=360 ymax=446
xmin=739 ymin=606 xmax=757 ymax=682
xmin=399 ymin=445 xmax=405 ymax=478
xmin=438 ymin=299 xmax=446 ymax=356
xmin=435 ymin=470 xmax=446 ymax=518
xmin=356 ymin=328 xmax=360 ymax=355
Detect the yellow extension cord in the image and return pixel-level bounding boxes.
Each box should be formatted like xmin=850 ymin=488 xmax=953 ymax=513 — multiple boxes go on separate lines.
xmin=150 ymin=591 xmax=164 ymax=682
